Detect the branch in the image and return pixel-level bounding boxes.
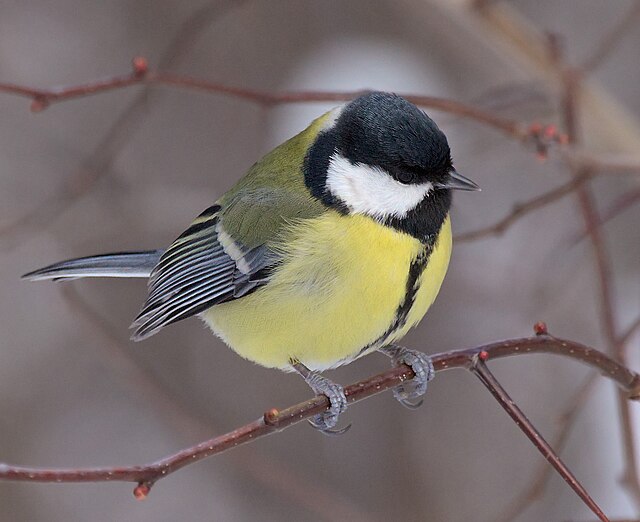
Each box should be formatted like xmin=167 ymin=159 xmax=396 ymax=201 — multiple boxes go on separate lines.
xmin=619 ymin=316 xmax=640 ymax=348
xmin=455 ymin=171 xmax=592 ymax=243
xmin=567 ymin=152 xmax=640 ymax=177
xmin=0 ymin=57 xmax=566 ymax=149
xmin=581 ymin=0 xmax=640 ymax=73
xmin=569 ymin=186 xmax=640 ymax=247
xmin=1 ymin=331 xmax=638 ymax=503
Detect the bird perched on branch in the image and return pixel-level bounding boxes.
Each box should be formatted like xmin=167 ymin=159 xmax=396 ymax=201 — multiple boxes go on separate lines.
xmin=23 ymin=92 xmax=478 ymax=434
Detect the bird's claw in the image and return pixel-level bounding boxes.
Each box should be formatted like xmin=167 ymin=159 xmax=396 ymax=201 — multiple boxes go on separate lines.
xmin=397 ymin=397 xmax=424 ymax=410
xmin=302 ymin=370 xmax=349 ymax=436
xmin=308 ymin=418 xmax=352 ymax=436
xmin=380 ymin=345 xmax=434 ymax=406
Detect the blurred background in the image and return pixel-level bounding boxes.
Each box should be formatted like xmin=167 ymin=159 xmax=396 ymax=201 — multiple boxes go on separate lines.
xmin=1 ymin=1 xmax=639 ymax=520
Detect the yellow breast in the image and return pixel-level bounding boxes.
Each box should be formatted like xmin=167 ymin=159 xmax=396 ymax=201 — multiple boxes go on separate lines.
xmin=203 ymin=213 xmax=452 ymax=371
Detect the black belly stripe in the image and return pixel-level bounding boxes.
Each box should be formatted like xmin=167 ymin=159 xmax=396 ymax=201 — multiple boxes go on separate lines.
xmin=356 ymin=244 xmax=432 ymax=356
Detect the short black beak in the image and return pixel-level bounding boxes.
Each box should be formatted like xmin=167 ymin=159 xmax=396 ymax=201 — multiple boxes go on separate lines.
xmin=437 ymin=170 xmax=480 ymax=191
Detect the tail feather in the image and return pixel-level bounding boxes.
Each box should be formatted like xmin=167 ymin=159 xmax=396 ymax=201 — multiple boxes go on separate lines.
xmin=22 ymin=250 xmax=164 ymax=282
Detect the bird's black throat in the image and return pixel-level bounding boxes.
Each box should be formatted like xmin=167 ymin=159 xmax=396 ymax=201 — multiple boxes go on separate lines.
xmin=383 ymin=189 xmax=451 ymax=244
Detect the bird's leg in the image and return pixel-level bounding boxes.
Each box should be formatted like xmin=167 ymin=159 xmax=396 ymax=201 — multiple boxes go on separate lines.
xmin=378 ymin=344 xmax=435 ymax=409
xmin=291 ymin=361 xmax=350 ymax=435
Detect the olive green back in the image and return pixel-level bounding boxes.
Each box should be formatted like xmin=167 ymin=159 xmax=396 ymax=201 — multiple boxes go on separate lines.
xmin=217 ymin=112 xmax=333 ymax=249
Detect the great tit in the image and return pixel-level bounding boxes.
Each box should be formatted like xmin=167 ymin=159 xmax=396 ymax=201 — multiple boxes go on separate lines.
xmin=23 ymin=92 xmax=479 ymax=433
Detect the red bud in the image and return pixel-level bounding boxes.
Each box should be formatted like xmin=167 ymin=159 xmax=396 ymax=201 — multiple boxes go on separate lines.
xmin=533 ymin=321 xmax=548 ymax=335
xmin=133 ymin=483 xmax=150 ymax=500
xmin=132 ymin=56 xmax=148 ymax=76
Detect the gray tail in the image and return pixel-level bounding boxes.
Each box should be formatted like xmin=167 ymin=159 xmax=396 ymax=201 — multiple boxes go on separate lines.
xmin=22 ymin=250 xmax=164 ymax=282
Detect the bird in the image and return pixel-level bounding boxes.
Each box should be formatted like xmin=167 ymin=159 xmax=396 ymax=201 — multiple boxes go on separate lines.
xmin=23 ymin=92 xmax=479 ymax=434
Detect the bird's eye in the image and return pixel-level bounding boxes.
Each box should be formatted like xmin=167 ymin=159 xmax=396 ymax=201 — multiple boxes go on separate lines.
xmin=396 ymin=170 xmax=415 ymax=184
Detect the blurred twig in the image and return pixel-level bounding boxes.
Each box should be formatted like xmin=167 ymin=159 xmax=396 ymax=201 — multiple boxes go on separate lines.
xmin=619 ymin=317 xmax=640 ymax=348
xmin=1 ymin=329 xmax=638 ymax=516
xmin=567 ymin=152 xmax=640 ymax=176
xmin=455 ymin=171 xmax=592 ymax=242
xmin=570 ymin=186 xmax=640 ymax=246
xmin=581 ymin=0 xmax=640 ymax=73
xmin=0 ymin=0 xmax=246 ymax=250
xmin=494 ymin=374 xmax=598 ymax=522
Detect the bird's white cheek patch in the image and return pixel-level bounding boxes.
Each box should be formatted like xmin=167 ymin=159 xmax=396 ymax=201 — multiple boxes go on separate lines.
xmin=325 ymin=154 xmax=433 ymax=219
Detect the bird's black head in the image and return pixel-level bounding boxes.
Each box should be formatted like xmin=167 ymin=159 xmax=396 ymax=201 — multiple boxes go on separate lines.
xmin=335 ymin=91 xmax=453 ymax=187
xmin=304 ymin=92 xmax=479 ymax=243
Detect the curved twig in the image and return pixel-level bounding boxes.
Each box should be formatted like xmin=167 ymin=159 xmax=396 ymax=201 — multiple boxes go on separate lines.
xmin=455 ymin=171 xmax=593 ymax=242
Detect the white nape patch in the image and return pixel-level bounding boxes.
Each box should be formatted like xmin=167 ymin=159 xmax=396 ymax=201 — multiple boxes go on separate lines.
xmin=216 ymin=224 xmax=251 ymax=274
xmin=325 ymin=153 xmax=433 ymax=219
xmin=320 ymin=106 xmax=344 ymax=131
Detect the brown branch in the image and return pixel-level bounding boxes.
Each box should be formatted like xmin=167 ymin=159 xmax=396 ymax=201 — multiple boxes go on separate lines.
xmin=581 ymin=0 xmax=640 ymax=73
xmin=619 ymin=317 xmax=640 ymax=348
xmin=455 ymin=172 xmax=592 ymax=242
xmin=1 ymin=332 xmax=638 ymax=502
xmin=572 ymin=519 xmax=640 ymax=522
xmin=567 ymin=152 xmax=640 ymax=176
xmin=471 ymin=357 xmax=608 ymax=522
xmin=597 ymin=186 xmax=640 ymax=225
xmin=0 ymin=57 xmax=568 ymax=148
xmin=570 ymin=186 xmax=640 ymax=246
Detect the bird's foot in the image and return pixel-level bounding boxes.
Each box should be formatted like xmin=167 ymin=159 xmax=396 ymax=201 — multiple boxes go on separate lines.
xmin=379 ymin=345 xmax=435 ymax=409
xmin=291 ymin=362 xmax=350 ymax=436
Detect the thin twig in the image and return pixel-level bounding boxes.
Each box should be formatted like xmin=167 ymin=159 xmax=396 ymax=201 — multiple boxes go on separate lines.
xmin=0 ymin=332 xmax=638 ymax=500
xmin=570 ymin=519 xmax=640 ymax=522
xmin=619 ymin=317 xmax=640 ymax=348
xmin=566 ymin=152 xmax=640 ymax=176
xmin=455 ymin=172 xmax=592 ymax=242
xmin=570 ymin=186 xmax=640 ymax=246
xmin=471 ymin=357 xmax=608 ymax=522
xmin=581 ymin=0 xmax=640 ymax=73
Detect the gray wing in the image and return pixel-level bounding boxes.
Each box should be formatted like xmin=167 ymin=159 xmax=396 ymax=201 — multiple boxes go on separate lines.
xmin=130 ymin=205 xmax=276 ymax=341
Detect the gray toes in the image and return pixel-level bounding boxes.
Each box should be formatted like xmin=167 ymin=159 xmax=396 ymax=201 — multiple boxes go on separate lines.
xmin=302 ymin=372 xmax=349 ymax=435
xmin=380 ymin=345 xmax=435 ymax=404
